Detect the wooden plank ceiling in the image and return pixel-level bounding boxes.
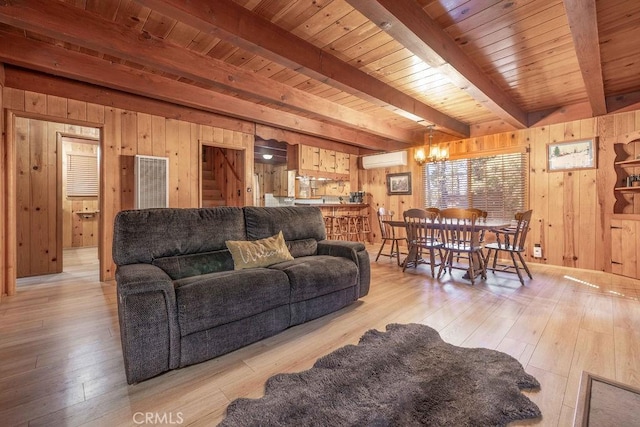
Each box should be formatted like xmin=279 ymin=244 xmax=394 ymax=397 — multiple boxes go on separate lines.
xmin=0 ymin=0 xmax=639 ymax=153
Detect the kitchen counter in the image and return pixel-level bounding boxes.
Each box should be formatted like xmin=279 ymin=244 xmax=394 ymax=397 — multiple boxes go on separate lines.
xmin=294 ymin=203 xmax=369 ymax=208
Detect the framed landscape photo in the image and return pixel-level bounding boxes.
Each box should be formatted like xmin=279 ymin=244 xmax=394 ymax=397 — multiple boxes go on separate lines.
xmin=386 ymin=172 xmax=412 ymax=195
xmin=547 ymin=138 xmax=597 ymax=172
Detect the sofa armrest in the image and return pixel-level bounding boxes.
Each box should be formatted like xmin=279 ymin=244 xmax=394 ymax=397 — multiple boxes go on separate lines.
xmin=317 ymin=240 xmax=370 ymax=298
xmin=115 ymin=263 xmax=180 ymax=384
xmin=317 ymin=240 xmax=364 ymax=259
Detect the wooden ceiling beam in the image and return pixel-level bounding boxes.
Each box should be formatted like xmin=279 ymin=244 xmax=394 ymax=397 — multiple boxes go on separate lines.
xmin=563 ymin=0 xmax=607 ymax=116
xmin=346 ymin=0 xmax=529 ymax=129
xmin=606 ymin=89 xmax=640 ymax=113
xmin=0 ymin=31 xmax=407 ymax=151
xmin=0 ymin=0 xmax=419 ymax=144
xmin=134 ymin=0 xmax=470 ymax=138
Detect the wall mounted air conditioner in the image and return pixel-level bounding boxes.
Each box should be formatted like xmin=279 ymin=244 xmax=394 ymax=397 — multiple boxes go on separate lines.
xmin=361 ymin=151 xmax=407 ymax=169
xmin=134 ymin=155 xmax=169 ymax=209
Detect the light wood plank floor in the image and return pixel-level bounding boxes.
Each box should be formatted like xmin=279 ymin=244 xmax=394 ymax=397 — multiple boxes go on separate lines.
xmin=1 ymin=245 xmax=639 ymax=426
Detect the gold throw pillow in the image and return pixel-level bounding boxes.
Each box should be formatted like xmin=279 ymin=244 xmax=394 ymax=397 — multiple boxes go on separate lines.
xmin=225 ymin=231 xmax=294 ymax=270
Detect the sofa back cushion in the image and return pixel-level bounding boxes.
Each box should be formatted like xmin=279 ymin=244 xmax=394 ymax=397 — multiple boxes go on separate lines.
xmin=113 ymin=207 xmax=246 ymax=265
xmin=286 ymin=238 xmax=318 ymax=258
xmin=244 ymin=206 xmax=326 ymax=243
xmin=151 ymin=250 xmax=235 ymax=280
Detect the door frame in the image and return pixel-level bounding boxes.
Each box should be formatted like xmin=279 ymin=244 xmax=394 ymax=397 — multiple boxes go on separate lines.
xmin=58 ymin=133 xmax=100 ymax=254
xmin=2 ymin=110 xmax=103 ymax=295
xmin=198 ymin=139 xmax=253 ymax=207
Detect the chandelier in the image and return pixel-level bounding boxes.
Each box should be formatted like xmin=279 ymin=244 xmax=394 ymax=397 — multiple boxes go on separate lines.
xmin=414 ymin=125 xmax=448 ymax=166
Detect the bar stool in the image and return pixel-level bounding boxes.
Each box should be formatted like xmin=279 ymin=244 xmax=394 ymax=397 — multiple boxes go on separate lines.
xmin=335 ymin=215 xmax=349 ymax=240
xmin=324 ymin=215 xmax=335 ymax=239
xmin=346 ymin=213 xmax=361 ymax=241
xmin=358 ymin=213 xmax=371 ymax=242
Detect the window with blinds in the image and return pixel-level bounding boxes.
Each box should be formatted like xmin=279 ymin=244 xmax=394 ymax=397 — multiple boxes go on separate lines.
xmin=67 ymin=153 xmax=98 ymax=197
xmin=423 ymin=151 xmax=528 ymax=219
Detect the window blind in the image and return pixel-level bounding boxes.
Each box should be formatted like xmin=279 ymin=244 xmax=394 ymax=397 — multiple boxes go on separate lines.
xmin=67 ymin=153 xmax=98 ymax=197
xmin=423 ymin=152 xmax=528 ymax=219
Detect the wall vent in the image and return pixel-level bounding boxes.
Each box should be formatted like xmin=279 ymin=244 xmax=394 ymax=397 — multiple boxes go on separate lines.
xmin=134 ymin=155 xmax=169 ymax=209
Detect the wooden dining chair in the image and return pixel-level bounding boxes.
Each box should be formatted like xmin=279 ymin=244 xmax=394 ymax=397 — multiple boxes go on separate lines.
xmin=402 ymin=208 xmax=443 ymax=277
xmin=461 ymin=208 xmax=488 ymax=260
xmin=425 ymin=207 xmax=441 ymax=217
xmin=484 ymin=210 xmax=533 ymax=285
xmin=437 ymin=208 xmax=486 ymax=284
xmin=375 ymin=207 xmax=405 ymax=266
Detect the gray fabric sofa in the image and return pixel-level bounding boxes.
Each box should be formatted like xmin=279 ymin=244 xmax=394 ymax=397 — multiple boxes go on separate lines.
xmin=112 ymin=206 xmax=370 ymax=384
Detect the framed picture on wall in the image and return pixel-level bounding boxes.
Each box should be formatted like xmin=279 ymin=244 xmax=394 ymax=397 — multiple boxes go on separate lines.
xmin=386 ymin=172 xmax=412 ymax=195
xmin=547 ymin=138 xmax=597 ymax=172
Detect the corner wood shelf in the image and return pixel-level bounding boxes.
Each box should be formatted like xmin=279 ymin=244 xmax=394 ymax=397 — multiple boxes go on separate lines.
xmin=614 ymin=186 xmax=640 ymax=192
xmin=614 ymin=158 xmax=640 ymax=167
xmin=613 ymin=138 xmax=640 ymax=214
xmin=74 ymin=210 xmax=99 ymax=219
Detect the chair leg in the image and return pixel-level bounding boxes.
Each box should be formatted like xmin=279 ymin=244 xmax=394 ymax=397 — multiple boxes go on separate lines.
xmin=402 ymin=244 xmax=416 ymax=272
xmin=477 ymin=252 xmax=487 ymax=279
xmin=392 ymin=239 xmax=402 ymax=266
xmin=467 ymin=253 xmax=476 ymax=285
xmin=484 ymin=248 xmax=493 ymax=273
xmin=375 ymin=239 xmax=388 ymax=262
xmin=437 ymin=250 xmax=448 ymax=278
xmin=429 ymin=249 xmax=436 ymax=277
xmin=492 ymin=249 xmax=499 ymax=271
xmin=509 ymin=251 xmax=524 ymax=285
xmin=517 ymin=252 xmax=533 ymax=279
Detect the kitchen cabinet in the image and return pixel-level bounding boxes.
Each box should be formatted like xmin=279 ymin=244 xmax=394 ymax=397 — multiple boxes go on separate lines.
xmin=335 ymin=152 xmax=350 ymax=175
xmin=288 ymin=144 xmax=350 ymax=180
xmin=319 ymin=149 xmax=335 ymax=173
xmin=299 ymin=145 xmax=320 ymax=172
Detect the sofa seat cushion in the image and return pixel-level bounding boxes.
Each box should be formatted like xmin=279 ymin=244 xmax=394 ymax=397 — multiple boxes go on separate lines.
xmin=174 ymin=268 xmax=290 ymax=336
xmin=269 ymin=255 xmax=358 ymax=303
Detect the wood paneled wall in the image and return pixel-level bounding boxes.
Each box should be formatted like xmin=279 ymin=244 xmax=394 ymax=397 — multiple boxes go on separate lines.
xmin=2 ymin=74 xmax=640 ymax=288
xmin=360 ymin=111 xmax=640 ymax=274
xmin=0 ymin=64 xmax=5 ymax=301
xmin=2 ymin=87 xmax=255 ymax=285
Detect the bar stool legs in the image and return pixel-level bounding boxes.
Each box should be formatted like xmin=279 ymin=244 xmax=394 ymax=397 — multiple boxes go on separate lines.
xmin=346 ymin=214 xmax=360 ymax=241
xmin=358 ymin=214 xmax=371 ymax=242
xmin=322 ymin=209 xmax=371 ymax=242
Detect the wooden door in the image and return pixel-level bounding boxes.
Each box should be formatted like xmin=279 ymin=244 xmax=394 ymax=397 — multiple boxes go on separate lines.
xmin=610 ymin=219 xmax=640 ymax=278
xmin=15 ymin=117 xmax=62 ymax=278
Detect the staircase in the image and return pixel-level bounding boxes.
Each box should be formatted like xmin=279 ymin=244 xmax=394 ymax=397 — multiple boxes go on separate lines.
xmin=202 ymin=147 xmax=226 ymax=207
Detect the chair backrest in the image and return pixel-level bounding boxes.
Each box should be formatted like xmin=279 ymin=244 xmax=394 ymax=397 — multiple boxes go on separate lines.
xmin=403 ymin=208 xmax=439 ymax=246
xmin=465 ymin=208 xmax=488 ymax=241
xmin=425 ymin=207 xmax=441 ymax=217
xmin=438 ymin=208 xmax=479 ymax=249
xmin=377 ymin=207 xmax=395 ymax=239
xmin=465 ymin=208 xmax=487 ymax=220
xmin=511 ymin=210 xmax=533 ymax=250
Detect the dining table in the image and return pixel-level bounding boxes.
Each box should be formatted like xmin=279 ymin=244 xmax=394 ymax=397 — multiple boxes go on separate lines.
xmin=382 ymin=218 xmax=513 ymax=272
